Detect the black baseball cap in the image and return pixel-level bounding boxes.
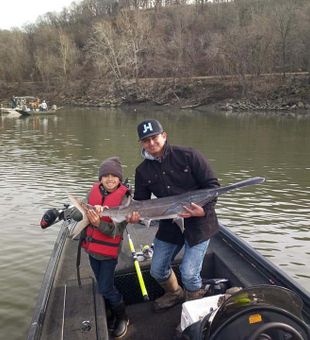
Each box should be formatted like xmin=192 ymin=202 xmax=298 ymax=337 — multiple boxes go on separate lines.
xmin=137 ymin=119 xmax=164 ymax=141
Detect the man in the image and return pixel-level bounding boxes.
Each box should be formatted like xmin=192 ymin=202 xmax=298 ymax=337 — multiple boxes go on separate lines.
xmin=128 ymin=119 xmax=220 ymax=312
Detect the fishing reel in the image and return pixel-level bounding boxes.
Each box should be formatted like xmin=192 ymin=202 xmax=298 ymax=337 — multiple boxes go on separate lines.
xmin=40 ymin=205 xmax=83 ymax=229
xmin=142 ymin=244 xmax=154 ymax=259
xmin=136 ymin=244 xmax=154 ymax=262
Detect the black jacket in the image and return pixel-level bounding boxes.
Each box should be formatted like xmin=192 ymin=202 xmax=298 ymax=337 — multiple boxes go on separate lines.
xmin=134 ymin=143 xmax=220 ymax=246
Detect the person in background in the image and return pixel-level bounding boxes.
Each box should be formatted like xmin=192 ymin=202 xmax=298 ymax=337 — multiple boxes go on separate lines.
xmin=32 ymin=97 xmax=40 ymax=110
xmin=81 ymin=157 xmax=130 ymax=338
xmin=10 ymin=96 xmax=17 ymax=108
xmin=40 ymin=100 xmax=48 ymax=111
xmin=128 ymin=119 xmax=220 ymax=312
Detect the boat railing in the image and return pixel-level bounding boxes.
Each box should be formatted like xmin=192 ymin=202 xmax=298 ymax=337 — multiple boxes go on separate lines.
xmin=27 ymin=225 xmax=69 ymax=340
xmin=218 ymin=224 xmax=310 ymax=323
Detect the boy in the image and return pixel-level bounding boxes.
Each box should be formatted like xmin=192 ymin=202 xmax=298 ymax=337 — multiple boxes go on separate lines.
xmin=82 ymin=157 xmax=130 ymax=338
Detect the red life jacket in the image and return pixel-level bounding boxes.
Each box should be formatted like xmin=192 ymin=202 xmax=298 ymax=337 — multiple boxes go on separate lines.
xmin=82 ymin=182 xmax=128 ymax=258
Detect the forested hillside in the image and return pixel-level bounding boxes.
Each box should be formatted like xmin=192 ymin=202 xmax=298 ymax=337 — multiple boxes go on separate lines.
xmin=0 ymin=0 xmax=309 ymax=108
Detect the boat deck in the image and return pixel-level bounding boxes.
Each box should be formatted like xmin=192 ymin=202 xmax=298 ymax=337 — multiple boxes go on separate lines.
xmin=38 ymin=224 xmax=184 ymax=339
xmin=28 ymin=223 xmax=310 ymax=340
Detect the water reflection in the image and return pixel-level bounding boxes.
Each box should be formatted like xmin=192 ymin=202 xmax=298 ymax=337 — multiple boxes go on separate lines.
xmin=0 ymin=106 xmax=309 ymax=339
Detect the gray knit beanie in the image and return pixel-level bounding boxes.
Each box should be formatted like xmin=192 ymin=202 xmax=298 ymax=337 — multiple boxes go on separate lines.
xmin=98 ymin=157 xmax=123 ymax=181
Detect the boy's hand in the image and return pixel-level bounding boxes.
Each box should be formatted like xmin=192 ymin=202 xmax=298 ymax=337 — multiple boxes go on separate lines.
xmin=86 ymin=209 xmax=101 ymax=227
xmin=93 ymin=205 xmax=107 ymax=214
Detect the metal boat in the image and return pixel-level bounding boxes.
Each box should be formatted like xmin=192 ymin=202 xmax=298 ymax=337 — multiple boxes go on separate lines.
xmin=27 ymin=221 xmax=310 ymax=340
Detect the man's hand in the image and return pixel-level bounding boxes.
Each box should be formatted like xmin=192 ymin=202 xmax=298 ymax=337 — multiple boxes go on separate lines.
xmin=126 ymin=211 xmax=141 ymax=224
xmin=179 ymin=202 xmax=205 ymax=218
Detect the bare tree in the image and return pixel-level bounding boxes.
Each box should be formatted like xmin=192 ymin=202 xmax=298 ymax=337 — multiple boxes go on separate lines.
xmin=58 ymin=31 xmax=80 ymax=82
xmin=87 ymin=20 xmax=124 ymax=79
xmin=1 ymin=0 xmax=310 ymax=95
xmin=270 ymin=0 xmax=299 ymax=76
xmin=86 ymin=9 xmax=151 ymax=81
xmin=0 ymin=29 xmax=29 ymax=82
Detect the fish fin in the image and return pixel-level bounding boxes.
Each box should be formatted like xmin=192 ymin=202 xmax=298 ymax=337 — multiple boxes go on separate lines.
xmin=142 ymin=219 xmax=152 ymax=228
xmin=122 ymin=195 xmax=132 ymax=207
xmin=70 ymin=218 xmax=89 ymax=239
xmin=68 ymin=193 xmax=89 ymax=238
xmin=173 ymin=217 xmax=184 ymax=232
xmin=68 ymin=193 xmax=87 ymax=214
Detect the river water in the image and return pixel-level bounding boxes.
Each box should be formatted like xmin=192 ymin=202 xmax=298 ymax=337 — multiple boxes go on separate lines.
xmin=0 ymin=105 xmax=309 ymax=339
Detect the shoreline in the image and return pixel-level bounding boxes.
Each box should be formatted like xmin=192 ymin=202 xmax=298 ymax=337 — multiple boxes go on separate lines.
xmin=1 ymin=74 xmax=309 ymax=117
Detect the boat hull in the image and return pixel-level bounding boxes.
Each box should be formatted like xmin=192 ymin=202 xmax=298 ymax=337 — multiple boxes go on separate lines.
xmin=16 ymin=109 xmax=58 ymax=116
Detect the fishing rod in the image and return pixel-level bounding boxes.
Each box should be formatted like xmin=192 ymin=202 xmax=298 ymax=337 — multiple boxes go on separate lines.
xmin=126 ymin=227 xmax=149 ymax=301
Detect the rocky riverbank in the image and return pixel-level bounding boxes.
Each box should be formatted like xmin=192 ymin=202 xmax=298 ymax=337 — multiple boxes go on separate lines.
xmin=217 ymin=76 xmax=310 ymax=115
xmin=1 ymin=74 xmax=309 ymax=116
xmin=219 ymin=97 xmax=310 ymax=114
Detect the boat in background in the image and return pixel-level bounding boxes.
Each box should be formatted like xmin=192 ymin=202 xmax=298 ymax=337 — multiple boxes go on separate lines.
xmin=0 ymin=104 xmax=21 ymax=117
xmin=27 ymin=213 xmax=310 ymax=340
xmin=16 ymin=106 xmax=61 ymax=116
xmin=0 ymin=106 xmax=18 ymax=114
xmin=8 ymin=96 xmax=60 ymax=116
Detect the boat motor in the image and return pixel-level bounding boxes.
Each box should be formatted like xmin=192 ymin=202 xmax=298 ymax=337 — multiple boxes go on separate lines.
xmin=40 ymin=208 xmax=62 ymax=229
xmin=40 ymin=205 xmax=83 ymax=229
xmin=181 ymin=285 xmax=310 ymax=340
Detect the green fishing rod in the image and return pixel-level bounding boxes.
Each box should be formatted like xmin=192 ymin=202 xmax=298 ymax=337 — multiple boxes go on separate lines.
xmin=126 ymin=227 xmax=149 ymax=301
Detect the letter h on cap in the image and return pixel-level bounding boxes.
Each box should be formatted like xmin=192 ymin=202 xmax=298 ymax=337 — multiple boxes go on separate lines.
xmin=143 ymin=122 xmax=153 ymax=134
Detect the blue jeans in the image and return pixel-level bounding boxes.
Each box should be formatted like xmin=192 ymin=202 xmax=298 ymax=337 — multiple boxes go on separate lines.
xmin=89 ymin=255 xmax=123 ymax=307
xmin=150 ymin=238 xmax=209 ymax=292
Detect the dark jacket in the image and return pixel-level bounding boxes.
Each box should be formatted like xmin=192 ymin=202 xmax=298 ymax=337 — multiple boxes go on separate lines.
xmin=134 ymin=143 xmax=220 ymax=247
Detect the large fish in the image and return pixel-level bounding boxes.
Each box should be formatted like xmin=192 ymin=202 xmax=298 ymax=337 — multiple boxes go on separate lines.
xmin=68 ymin=177 xmax=265 ymax=238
